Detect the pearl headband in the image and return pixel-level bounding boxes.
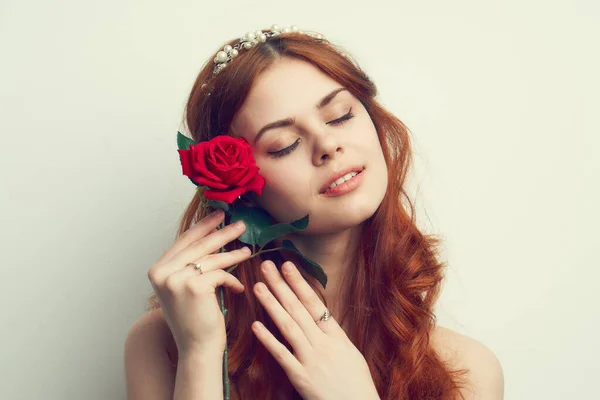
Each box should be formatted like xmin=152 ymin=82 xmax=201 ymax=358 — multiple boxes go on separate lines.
xmin=201 ymin=24 xmax=352 ymax=96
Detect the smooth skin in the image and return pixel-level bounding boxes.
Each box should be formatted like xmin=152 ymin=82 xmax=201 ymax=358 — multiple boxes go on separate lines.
xmin=251 ymin=259 xmax=504 ymax=400
xmin=252 ymin=259 xmax=380 ymax=400
xmin=125 ymin=56 xmax=504 ymax=399
xmin=125 ymin=302 xmax=504 ymax=400
xmin=146 ymin=209 xmax=251 ymax=355
xmin=134 ymin=209 xmax=254 ymax=400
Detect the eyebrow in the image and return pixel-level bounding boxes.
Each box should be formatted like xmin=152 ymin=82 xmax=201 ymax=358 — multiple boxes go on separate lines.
xmin=253 ymin=87 xmax=348 ymax=145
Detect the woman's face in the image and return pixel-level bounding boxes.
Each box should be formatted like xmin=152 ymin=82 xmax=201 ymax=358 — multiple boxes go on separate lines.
xmin=230 ymin=57 xmax=388 ymax=234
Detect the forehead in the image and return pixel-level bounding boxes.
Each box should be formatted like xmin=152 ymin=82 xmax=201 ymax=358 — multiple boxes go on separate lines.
xmin=230 ymin=58 xmax=346 ymax=139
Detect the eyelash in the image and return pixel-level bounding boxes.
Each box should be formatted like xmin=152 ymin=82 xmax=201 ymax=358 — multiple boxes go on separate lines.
xmin=268 ymin=108 xmax=355 ymax=158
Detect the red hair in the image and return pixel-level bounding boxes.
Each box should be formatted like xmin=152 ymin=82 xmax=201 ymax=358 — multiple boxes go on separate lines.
xmin=147 ymin=30 xmax=469 ymax=399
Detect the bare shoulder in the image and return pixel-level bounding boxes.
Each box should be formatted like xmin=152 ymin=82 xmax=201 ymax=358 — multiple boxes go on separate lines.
xmin=124 ymin=308 xmax=177 ymax=399
xmin=430 ymin=326 xmax=505 ymax=400
xmin=125 ymin=308 xmax=178 ymax=364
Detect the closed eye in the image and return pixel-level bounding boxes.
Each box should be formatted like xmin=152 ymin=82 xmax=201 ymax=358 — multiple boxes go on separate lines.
xmin=327 ymin=108 xmax=355 ymax=126
xmin=268 ymin=108 xmax=355 ymax=158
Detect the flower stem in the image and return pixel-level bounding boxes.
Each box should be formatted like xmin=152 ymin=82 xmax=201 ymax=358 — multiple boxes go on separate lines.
xmin=217 ymin=221 xmax=231 ymax=400
xmin=215 ymin=221 xmax=284 ymax=399
xmin=218 ymin=284 xmax=230 ymax=400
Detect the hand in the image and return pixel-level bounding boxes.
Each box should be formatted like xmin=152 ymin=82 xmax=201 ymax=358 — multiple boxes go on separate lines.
xmin=251 ymin=260 xmax=381 ymax=400
xmin=147 ymin=210 xmax=253 ymax=355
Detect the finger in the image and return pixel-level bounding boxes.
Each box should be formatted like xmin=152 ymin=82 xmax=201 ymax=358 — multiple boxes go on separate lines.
xmin=259 ymin=260 xmax=324 ymax=344
xmin=170 ymin=245 xmax=253 ymax=278
xmin=189 ymin=246 xmax=252 ymax=273
xmin=207 ymin=227 xmax=219 ymax=253
xmin=150 ymin=243 xmax=251 ymax=284
xmin=181 ymin=269 xmax=246 ymax=295
xmin=156 ymin=210 xmax=226 ymax=264
xmin=251 ymin=321 xmax=303 ymax=373
xmin=151 ymin=265 xmax=246 ymax=299
xmin=254 ymin=281 xmax=312 ymax=361
xmin=280 ymin=261 xmax=344 ymax=337
xmin=169 ymin=219 xmax=247 ymax=272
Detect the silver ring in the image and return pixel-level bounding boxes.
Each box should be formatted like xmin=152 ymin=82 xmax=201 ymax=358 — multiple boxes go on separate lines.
xmin=186 ymin=262 xmax=203 ymax=274
xmin=315 ymin=309 xmax=332 ymax=324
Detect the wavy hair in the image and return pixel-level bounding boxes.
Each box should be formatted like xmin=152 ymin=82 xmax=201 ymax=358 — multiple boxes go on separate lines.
xmin=147 ymin=29 xmax=469 ymax=399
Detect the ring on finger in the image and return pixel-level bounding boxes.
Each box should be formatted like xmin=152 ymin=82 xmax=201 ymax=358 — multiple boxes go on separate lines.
xmin=315 ymin=309 xmax=332 ymax=325
xmin=186 ymin=262 xmax=203 ymax=274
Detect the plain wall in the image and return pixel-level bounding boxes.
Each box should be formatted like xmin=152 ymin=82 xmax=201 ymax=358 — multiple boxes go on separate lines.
xmin=1 ymin=0 xmax=598 ymax=399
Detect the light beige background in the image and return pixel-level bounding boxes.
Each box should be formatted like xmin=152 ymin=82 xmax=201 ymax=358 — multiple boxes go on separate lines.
xmin=1 ymin=0 xmax=598 ymax=399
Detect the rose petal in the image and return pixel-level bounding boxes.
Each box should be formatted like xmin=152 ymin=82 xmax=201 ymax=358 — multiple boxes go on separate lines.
xmin=204 ymin=185 xmax=247 ymax=204
xmin=222 ymin=166 xmax=247 ymax=184
xmin=177 ymin=150 xmax=194 ymax=176
xmin=191 ymin=176 xmax=229 ymax=189
xmin=180 ymin=135 xmax=264 ymax=203
xmin=227 ymin=145 xmax=237 ymax=157
xmin=245 ymin=173 xmax=266 ymax=196
xmin=235 ymin=165 xmax=259 ymax=186
xmin=207 ymin=156 xmax=230 ymax=171
xmin=190 ymin=144 xmax=223 ymax=182
xmin=213 ymin=150 xmax=228 ymax=165
xmin=237 ymin=144 xmax=250 ymax=160
xmin=216 ymin=141 xmax=227 ymax=155
xmin=224 ymin=155 xmax=237 ymax=165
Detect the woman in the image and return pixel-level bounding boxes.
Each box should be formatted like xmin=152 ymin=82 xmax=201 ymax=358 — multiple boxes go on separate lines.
xmin=124 ymin=25 xmax=504 ymax=399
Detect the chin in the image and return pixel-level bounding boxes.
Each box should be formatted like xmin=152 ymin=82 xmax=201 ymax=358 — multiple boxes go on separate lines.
xmin=306 ymin=201 xmax=379 ymax=234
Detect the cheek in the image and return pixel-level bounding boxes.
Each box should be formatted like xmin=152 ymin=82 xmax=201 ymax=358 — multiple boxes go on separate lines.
xmin=359 ymin=121 xmax=386 ymax=163
xmin=355 ymin=120 xmax=388 ymax=184
xmin=256 ymin=167 xmax=313 ymax=210
xmin=260 ymin=166 xmax=311 ymax=204
xmin=264 ymin=170 xmax=310 ymax=198
xmin=357 ymin=118 xmax=380 ymax=144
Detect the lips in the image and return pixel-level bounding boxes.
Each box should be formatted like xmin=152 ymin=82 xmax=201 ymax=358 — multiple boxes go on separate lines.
xmin=319 ymin=165 xmax=365 ymax=194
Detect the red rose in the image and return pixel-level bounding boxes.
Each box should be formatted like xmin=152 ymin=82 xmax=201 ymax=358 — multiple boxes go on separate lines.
xmin=178 ymin=135 xmax=266 ymax=204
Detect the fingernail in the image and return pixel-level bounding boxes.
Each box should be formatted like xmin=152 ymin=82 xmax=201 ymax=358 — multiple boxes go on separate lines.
xmin=282 ymin=262 xmax=294 ymax=274
xmin=261 ymin=261 xmax=273 ymax=272
xmin=256 ymin=283 xmax=267 ymax=293
xmin=234 ymin=220 xmax=245 ymax=228
xmin=240 ymin=246 xmax=251 ymax=253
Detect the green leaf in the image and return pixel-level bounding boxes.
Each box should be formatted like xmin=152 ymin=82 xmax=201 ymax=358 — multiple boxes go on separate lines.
xmin=176 ymin=132 xmax=199 ymax=187
xmin=281 ymin=240 xmax=327 ymax=289
xmin=206 ymin=199 xmax=230 ymax=213
xmin=177 ymin=131 xmax=197 ymax=150
xmin=257 ymin=215 xmax=310 ymax=247
xmin=230 ymin=206 xmax=274 ymax=245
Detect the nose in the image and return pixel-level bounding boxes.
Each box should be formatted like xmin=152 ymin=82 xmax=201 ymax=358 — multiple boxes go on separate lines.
xmin=311 ymin=129 xmax=343 ymax=165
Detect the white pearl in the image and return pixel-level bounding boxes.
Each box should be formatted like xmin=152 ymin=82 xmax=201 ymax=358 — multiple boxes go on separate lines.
xmin=299 ymin=30 xmax=305 ymax=34
xmin=243 ymin=41 xmax=252 ymax=49
xmin=259 ymin=34 xmax=267 ymax=42
xmin=255 ymin=30 xmax=263 ymax=36
xmin=215 ymin=51 xmax=228 ymax=63
xmin=282 ymin=27 xmax=291 ymax=33
xmin=271 ymin=24 xmax=280 ymax=32
xmin=230 ymin=49 xmax=239 ymax=57
xmin=224 ymin=45 xmax=232 ymax=53
xmin=245 ymin=32 xmax=256 ymax=41
xmin=291 ymin=25 xmax=299 ymax=32
xmin=315 ymin=34 xmax=323 ymax=39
